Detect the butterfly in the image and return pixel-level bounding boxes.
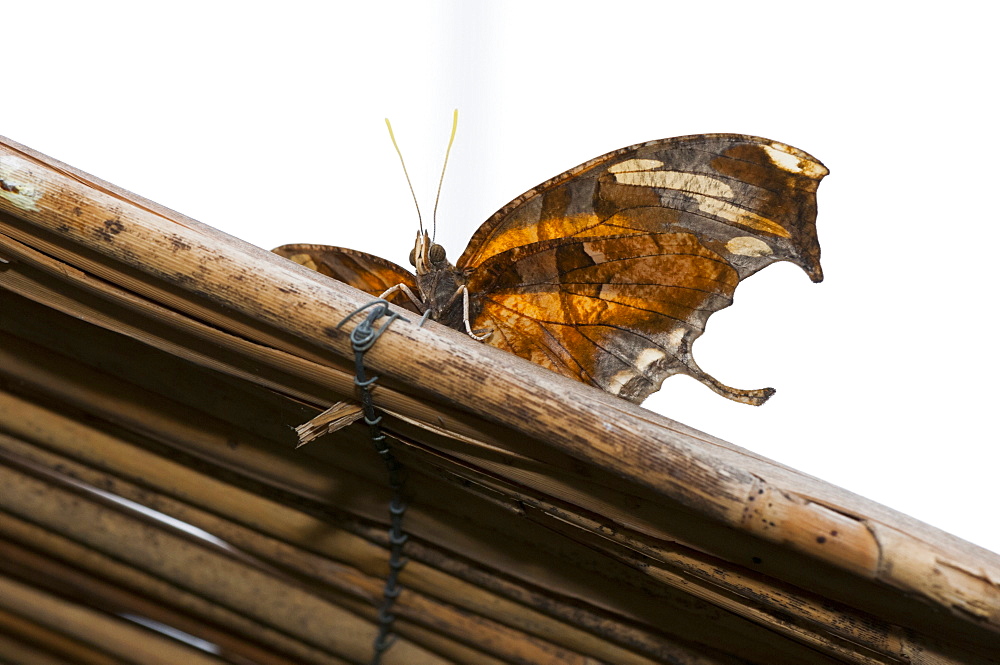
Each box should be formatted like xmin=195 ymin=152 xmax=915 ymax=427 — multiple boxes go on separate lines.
xmin=274 ymin=133 xmax=827 ymax=406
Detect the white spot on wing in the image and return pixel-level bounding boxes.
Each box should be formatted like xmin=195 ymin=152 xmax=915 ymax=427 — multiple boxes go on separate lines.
xmin=599 ymin=283 xmax=621 ymax=300
xmin=608 ymin=370 xmax=635 ymax=395
xmin=614 ymin=169 xmax=734 ymax=199
xmin=608 ymin=158 xmax=664 ymax=173
xmin=762 ymin=143 xmax=828 ymax=179
xmin=582 ymin=242 xmax=607 ymax=264
xmin=726 ymin=236 xmax=774 ymax=257
xmin=667 ymin=328 xmax=685 ymax=350
xmin=688 ymin=194 xmax=790 ymax=238
xmin=635 ymin=348 xmax=665 ymax=371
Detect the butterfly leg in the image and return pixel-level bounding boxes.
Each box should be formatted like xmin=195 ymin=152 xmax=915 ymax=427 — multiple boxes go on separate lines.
xmin=450 ymin=285 xmax=491 ymax=340
xmin=379 ymin=283 xmax=426 ymax=313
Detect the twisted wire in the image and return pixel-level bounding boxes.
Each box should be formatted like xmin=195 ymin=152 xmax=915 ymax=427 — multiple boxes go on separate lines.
xmin=337 ymin=300 xmax=410 ymax=664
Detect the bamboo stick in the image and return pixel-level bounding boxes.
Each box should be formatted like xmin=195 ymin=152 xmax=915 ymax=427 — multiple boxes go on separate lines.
xmin=0 ymin=632 xmax=86 ymax=665
xmin=0 ymin=575 xmax=228 ymax=665
xmin=0 ymin=606 xmax=126 ymax=665
xmin=0 ymin=515 xmax=344 ymax=665
xmin=0 ymin=538 xmax=330 ymax=665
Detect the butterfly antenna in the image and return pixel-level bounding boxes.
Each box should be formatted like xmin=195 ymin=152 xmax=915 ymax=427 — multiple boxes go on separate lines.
xmin=431 ymin=109 xmax=459 ymax=242
xmin=385 ymin=117 xmax=424 ymax=234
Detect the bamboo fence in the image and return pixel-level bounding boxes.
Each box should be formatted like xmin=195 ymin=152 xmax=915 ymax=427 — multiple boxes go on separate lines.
xmin=1 ymin=134 xmax=998 ymax=664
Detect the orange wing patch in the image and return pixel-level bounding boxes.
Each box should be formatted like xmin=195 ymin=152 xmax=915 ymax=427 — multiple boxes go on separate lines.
xmin=272 ymin=244 xmax=422 ymax=314
xmin=467 ymin=232 xmax=763 ymax=403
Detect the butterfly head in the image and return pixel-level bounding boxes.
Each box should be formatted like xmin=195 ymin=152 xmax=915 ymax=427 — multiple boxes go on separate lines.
xmin=408 ymin=230 xmax=449 ymax=276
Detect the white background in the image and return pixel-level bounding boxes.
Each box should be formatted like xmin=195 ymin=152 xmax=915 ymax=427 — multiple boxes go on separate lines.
xmin=5 ymin=1 xmax=997 ymax=554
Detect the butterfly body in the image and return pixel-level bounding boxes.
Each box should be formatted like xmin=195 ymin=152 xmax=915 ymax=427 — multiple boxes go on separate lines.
xmin=275 ymin=134 xmax=827 ymax=406
xmin=409 ymin=231 xmax=473 ymax=331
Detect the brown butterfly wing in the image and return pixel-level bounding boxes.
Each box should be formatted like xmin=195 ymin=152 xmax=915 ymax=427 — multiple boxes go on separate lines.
xmin=272 ymin=244 xmax=422 ymax=314
xmin=460 ymin=134 xmax=828 ymax=404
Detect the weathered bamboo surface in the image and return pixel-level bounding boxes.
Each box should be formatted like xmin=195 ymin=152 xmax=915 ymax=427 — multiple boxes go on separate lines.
xmin=2 ymin=134 xmax=998 ymax=664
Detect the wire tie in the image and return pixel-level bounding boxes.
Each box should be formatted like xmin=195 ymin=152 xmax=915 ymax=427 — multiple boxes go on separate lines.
xmin=355 ymin=374 xmax=380 ymax=388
